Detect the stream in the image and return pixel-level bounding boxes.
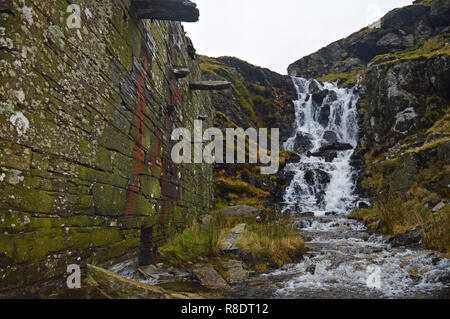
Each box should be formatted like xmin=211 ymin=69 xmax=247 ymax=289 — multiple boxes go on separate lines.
xmin=250 ymin=77 xmax=450 ymax=299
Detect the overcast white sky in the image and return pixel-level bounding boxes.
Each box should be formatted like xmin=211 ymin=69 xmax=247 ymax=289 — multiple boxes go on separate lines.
xmin=183 ymin=0 xmax=413 ymax=74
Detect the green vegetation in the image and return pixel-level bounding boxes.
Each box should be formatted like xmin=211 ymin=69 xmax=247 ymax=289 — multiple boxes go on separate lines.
xmin=369 ymin=33 xmax=450 ymax=68
xmin=237 ymin=217 xmax=306 ymax=270
xmin=317 ymin=67 xmax=365 ymax=87
xmin=396 ymin=34 xmax=450 ymax=60
xmin=158 ymin=212 xmax=306 ymax=272
xmin=349 ymin=194 xmax=449 ymax=254
xmin=159 ymin=213 xmax=232 ymax=268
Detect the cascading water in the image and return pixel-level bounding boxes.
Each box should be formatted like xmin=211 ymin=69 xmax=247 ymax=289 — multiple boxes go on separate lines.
xmin=256 ymin=77 xmax=450 ymax=298
xmin=109 ymin=78 xmax=449 ymax=299
xmin=283 ymin=77 xmax=363 ymax=215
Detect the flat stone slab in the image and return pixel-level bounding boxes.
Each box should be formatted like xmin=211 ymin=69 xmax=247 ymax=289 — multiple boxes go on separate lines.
xmin=138 ymin=264 xmax=161 ymax=278
xmin=190 ymin=264 xmax=231 ymax=290
xmin=219 ymin=223 xmax=246 ymax=252
xmin=87 ymin=264 xmax=211 ymax=299
xmin=189 ymin=81 xmax=231 ymax=91
xmin=131 ymin=0 xmax=200 ymax=22
xmin=223 ymin=260 xmax=248 ymax=284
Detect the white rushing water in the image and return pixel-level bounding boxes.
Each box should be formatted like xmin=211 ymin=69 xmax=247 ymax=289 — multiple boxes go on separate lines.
xmin=283 ymin=77 xmax=362 ymax=215
xmin=272 ymin=78 xmax=449 ymax=298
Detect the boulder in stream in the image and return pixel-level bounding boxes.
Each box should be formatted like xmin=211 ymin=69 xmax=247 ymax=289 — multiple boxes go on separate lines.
xmin=189 ymin=264 xmax=231 ymax=290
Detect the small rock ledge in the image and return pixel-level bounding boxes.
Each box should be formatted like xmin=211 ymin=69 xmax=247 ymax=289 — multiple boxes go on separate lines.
xmin=131 ymin=0 xmax=200 ymax=22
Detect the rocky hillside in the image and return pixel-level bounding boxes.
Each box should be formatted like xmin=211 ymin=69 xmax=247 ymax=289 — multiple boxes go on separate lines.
xmin=288 ymin=0 xmax=450 ymax=83
xmin=199 ymin=56 xmax=299 ymax=209
xmin=288 ymin=0 xmax=449 ymax=251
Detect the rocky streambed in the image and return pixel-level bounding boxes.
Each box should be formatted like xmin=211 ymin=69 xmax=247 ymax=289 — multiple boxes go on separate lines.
xmin=233 ymin=214 xmax=450 ymax=299
xmin=105 ymin=213 xmax=449 ymax=299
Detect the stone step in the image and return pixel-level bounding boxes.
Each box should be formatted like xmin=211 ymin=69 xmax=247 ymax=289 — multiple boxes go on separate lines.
xmin=219 ymin=223 xmax=247 ymax=252
xmin=189 ymin=264 xmax=231 ymax=290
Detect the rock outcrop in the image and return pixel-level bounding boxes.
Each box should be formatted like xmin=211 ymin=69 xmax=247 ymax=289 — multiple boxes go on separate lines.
xmin=288 ymin=0 xmax=450 ymax=81
xmin=199 ymin=56 xmax=298 ymax=209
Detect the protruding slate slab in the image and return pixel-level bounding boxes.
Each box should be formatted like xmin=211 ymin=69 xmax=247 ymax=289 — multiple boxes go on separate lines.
xmin=173 ymin=66 xmax=190 ymax=79
xmin=131 ymin=0 xmax=200 ymax=22
xmin=87 ymin=264 xmax=213 ymax=299
xmin=189 ymin=81 xmax=231 ymax=91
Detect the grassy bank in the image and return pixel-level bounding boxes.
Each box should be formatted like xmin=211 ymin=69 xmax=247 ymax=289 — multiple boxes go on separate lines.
xmin=158 ymin=211 xmax=306 ymax=273
xmin=349 ymin=194 xmax=449 ymax=254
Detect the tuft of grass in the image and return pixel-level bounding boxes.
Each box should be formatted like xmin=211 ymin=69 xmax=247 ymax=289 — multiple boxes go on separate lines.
xmin=396 ymin=34 xmax=450 ymax=60
xmin=237 ymin=216 xmax=306 ymax=269
xmin=159 ymin=213 xmax=234 ymax=268
xmin=317 ymin=69 xmax=363 ymax=87
xmin=349 ymin=194 xmax=449 ymax=252
xmin=159 ymin=212 xmax=306 ymax=271
xmin=405 ymin=137 xmax=449 ymax=154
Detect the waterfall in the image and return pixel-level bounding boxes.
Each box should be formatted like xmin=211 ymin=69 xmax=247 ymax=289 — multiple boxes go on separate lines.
xmin=283 ymin=77 xmax=362 ymax=216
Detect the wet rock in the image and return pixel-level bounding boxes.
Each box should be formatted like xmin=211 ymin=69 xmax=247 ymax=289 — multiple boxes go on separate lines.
xmin=304 ymin=170 xmax=315 ymax=186
xmin=304 ymin=169 xmax=331 ymax=186
xmin=319 ymin=142 xmax=353 ymax=152
xmin=318 ymin=104 xmax=331 ymax=127
xmin=307 ymin=150 xmax=338 ymax=162
xmin=312 ymin=90 xmax=329 ymax=105
xmin=389 ymin=227 xmax=422 ymax=247
xmin=138 ymin=264 xmax=161 ymax=278
xmin=306 ymin=264 xmax=316 ymax=274
xmin=432 ymin=257 xmax=442 ymax=266
xmin=246 ymin=278 xmax=277 ymax=290
xmin=276 ymin=169 xmax=296 ymax=187
xmin=190 ymin=264 xmax=231 ymax=290
xmin=87 ymin=264 xmax=208 ymax=299
xmin=323 ymin=131 xmax=338 ymax=145
xmin=223 ymin=260 xmax=248 ymax=284
xmin=308 ymin=80 xmax=322 ymax=94
xmin=293 ymin=131 xmax=314 ymax=152
xmin=131 ymin=0 xmax=200 ymax=22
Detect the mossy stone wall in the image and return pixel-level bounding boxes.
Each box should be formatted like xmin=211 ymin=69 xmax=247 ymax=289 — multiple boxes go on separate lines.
xmin=0 ymin=0 xmax=214 ymax=297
